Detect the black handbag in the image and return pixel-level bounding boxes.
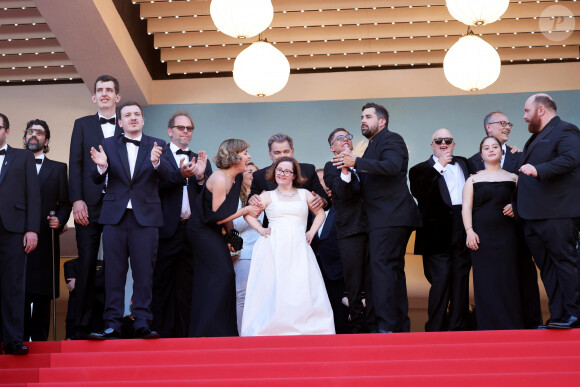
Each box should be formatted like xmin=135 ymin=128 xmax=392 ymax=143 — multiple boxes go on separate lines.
xmin=224 ymin=229 xmax=243 ymax=251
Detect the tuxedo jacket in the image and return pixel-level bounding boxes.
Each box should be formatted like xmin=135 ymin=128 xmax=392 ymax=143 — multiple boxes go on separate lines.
xmin=516 ymin=116 xmax=580 ymax=220
xmin=26 ymin=157 xmax=72 ymax=296
xmin=409 ymin=156 xmax=469 ymax=255
xmin=0 ymin=146 xmax=40 ymax=234
xmin=92 ymin=134 xmax=170 ymax=227
xmin=158 ymin=144 xmax=213 ymax=239
xmin=315 ymin=206 xmax=344 ymax=281
xmin=355 ymin=129 xmax=422 ymax=231
xmin=323 ymin=161 xmax=367 ymax=239
xmin=69 ymin=113 xmax=122 ymax=205
xmin=468 ymin=145 xmax=523 ymax=174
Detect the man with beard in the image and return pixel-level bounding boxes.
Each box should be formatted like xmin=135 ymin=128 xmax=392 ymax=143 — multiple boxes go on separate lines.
xmin=22 ymin=120 xmax=71 ymax=341
xmin=518 ymin=93 xmax=580 ymax=329
xmin=468 ymin=112 xmax=542 ymax=329
xmin=335 ymin=103 xmax=422 ymax=333
xmin=0 ymin=113 xmax=40 ymax=355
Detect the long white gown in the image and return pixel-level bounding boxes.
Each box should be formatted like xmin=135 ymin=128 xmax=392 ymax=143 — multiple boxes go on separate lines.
xmin=240 ymin=189 xmax=335 ymax=336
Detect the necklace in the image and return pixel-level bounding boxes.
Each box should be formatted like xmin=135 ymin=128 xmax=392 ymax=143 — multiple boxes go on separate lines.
xmin=277 ymin=188 xmax=297 ymax=198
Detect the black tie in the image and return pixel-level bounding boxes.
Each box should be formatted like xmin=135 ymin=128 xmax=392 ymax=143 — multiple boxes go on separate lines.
xmin=99 ymin=117 xmax=116 ymax=125
xmin=176 ymin=149 xmax=192 ymax=157
xmin=36 ymin=158 xmax=43 ymax=164
xmin=122 ymin=137 xmax=141 ymax=146
xmin=449 ymin=158 xmax=456 ymax=165
xmin=0 ymin=149 xmax=5 ymax=155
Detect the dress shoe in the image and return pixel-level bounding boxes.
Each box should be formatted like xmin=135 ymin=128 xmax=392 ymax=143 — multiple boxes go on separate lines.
xmin=547 ymin=315 xmax=580 ymax=329
xmin=87 ymin=327 xmax=121 ymax=340
xmin=537 ymin=319 xmax=551 ymax=329
xmin=134 ymin=327 xmax=160 ymax=339
xmin=4 ymin=343 xmax=29 ymax=355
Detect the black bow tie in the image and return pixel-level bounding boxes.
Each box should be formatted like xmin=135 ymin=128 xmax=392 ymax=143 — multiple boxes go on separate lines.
xmin=35 ymin=158 xmax=43 ymax=164
xmin=449 ymin=158 xmax=456 ymax=165
xmin=99 ymin=117 xmax=116 ymax=125
xmin=0 ymin=149 xmax=5 ymax=155
xmin=176 ymin=149 xmax=192 ymax=156
xmin=122 ymin=137 xmax=141 ymax=146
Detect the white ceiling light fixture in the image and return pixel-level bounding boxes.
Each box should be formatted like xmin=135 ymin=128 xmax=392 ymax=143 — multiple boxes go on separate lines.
xmin=443 ymin=33 xmax=501 ymax=91
xmin=446 ymin=0 xmax=509 ymax=26
xmin=210 ymin=0 xmax=273 ymax=39
xmin=233 ymin=41 xmax=290 ymax=97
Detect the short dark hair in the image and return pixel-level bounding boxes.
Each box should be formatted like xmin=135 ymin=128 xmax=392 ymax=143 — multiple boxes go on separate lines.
xmin=213 ymin=138 xmax=249 ymax=169
xmin=533 ymin=94 xmax=557 ymax=113
xmin=117 ymin=101 xmax=143 ymax=117
xmin=362 ymin=102 xmax=389 ymax=128
xmin=0 ymin=113 xmax=9 ymax=130
xmin=327 ymin=128 xmax=349 ymax=146
xmin=94 ymin=74 xmax=119 ymax=94
xmin=23 ymin=119 xmax=51 ymax=153
xmin=268 ymin=133 xmax=294 ymax=151
xmin=483 ymin=111 xmax=504 ymax=134
xmin=168 ymin=111 xmax=194 ymax=130
xmin=266 ymin=156 xmax=307 ymax=187
xmin=479 ymin=135 xmax=502 ymax=154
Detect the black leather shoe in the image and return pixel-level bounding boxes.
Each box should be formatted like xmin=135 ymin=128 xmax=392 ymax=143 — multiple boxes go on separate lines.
xmin=547 ymin=315 xmax=580 ymax=329
xmin=4 ymin=343 xmax=29 ymax=355
xmin=537 ymin=319 xmax=552 ymax=329
xmin=134 ymin=327 xmax=160 ymax=339
xmin=87 ymin=327 xmax=122 ymax=340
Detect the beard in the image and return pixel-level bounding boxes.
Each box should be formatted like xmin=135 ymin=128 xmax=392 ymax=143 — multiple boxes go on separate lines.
xmin=361 ymin=123 xmax=377 ymax=139
xmin=25 ymin=139 xmax=43 ymax=152
xmin=527 ymin=112 xmax=542 ymax=133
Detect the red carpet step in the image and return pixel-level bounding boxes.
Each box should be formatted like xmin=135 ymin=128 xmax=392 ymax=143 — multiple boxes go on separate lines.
xmin=1 ymin=330 xmax=579 ymax=386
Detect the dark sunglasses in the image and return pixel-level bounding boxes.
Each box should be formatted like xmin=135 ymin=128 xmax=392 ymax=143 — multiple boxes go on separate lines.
xmin=433 ymin=137 xmax=454 ymax=145
xmin=173 ymin=125 xmax=194 ymax=132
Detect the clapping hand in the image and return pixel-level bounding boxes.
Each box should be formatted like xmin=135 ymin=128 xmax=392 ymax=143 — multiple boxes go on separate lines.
xmin=90 ymin=145 xmax=107 ymax=168
xmin=195 ymin=150 xmax=208 ymax=181
xmin=150 ymin=142 xmax=163 ymax=164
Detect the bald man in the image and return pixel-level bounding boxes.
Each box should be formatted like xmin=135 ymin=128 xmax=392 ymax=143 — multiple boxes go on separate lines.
xmin=517 ymin=93 xmax=580 ymax=329
xmin=409 ymin=129 xmax=471 ymax=331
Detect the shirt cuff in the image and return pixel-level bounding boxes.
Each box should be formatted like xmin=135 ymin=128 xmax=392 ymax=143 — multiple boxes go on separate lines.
xmin=433 ymin=161 xmax=445 ymax=174
xmin=152 ymin=159 xmax=160 ymax=169
xmin=340 ymin=171 xmax=352 ymax=183
xmin=97 ymin=163 xmax=108 ymax=175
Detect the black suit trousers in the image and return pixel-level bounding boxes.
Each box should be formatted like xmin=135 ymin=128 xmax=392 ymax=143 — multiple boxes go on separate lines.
xmin=24 ymin=294 xmax=51 ymax=341
xmin=368 ymin=226 xmax=412 ymax=332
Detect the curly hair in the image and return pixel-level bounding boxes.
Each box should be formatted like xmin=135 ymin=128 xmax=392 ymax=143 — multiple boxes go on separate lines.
xmin=240 ymin=162 xmax=258 ymax=206
xmin=213 ymin=138 xmax=249 ymax=169
xmin=266 ymin=156 xmax=307 ymax=187
xmin=23 ymin=119 xmax=51 ymax=153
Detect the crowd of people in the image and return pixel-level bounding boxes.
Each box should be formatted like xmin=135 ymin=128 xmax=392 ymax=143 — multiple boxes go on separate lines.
xmin=0 ymin=74 xmax=579 ymax=356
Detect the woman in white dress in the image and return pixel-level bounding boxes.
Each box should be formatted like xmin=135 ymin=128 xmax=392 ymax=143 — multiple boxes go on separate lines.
xmin=241 ymin=157 xmax=335 ymax=336
xmin=232 ymin=162 xmax=264 ymax=332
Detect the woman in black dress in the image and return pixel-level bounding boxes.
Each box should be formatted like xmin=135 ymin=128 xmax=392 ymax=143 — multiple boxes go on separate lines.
xmin=462 ymin=136 xmax=524 ymax=330
xmin=187 ymin=139 xmax=260 ymax=337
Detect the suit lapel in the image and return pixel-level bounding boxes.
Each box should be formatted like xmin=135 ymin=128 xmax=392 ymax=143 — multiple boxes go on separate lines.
xmin=457 ymin=158 xmax=469 ymax=180
xmin=38 ymin=157 xmax=52 ymax=187
xmin=428 ymin=156 xmax=452 ymax=207
xmin=115 ymin=135 xmax=132 ymax=181
xmin=522 ymin=117 xmax=558 ymax=162
xmin=132 ymin=135 xmax=149 ymax=181
xmin=93 ymin=114 xmax=105 ymax=144
xmin=0 ymin=146 xmax=15 ymax=185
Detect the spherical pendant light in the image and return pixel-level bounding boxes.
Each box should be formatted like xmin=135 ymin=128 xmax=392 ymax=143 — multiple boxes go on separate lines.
xmin=443 ymin=35 xmax=501 ymax=91
xmin=210 ymin=0 xmax=274 ymax=39
xmin=446 ymin=0 xmax=509 ymax=26
xmin=233 ymin=41 xmax=290 ymax=97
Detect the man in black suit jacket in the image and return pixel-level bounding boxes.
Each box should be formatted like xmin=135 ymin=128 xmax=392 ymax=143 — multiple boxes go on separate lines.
xmin=248 ymin=133 xmax=329 ymax=216
xmin=152 ymin=111 xmax=212 ymax=338
xmin=518 ymin=93 xmax=580 ymax=329
xmin=410 ymin=129 xmax=471 ymax=332
xmin=68 ymin=75 xmax=122 ymax=338
xmin=22 ymin=119 xmax=71 ymax=341
xmin=88 ymin=102 xmax=171 ymax=339
xmin=323 ymin=129 xmax=375 ymax=333
xmin=338 ymin=103 xmax=422 ymax=333
xmin=468 ymin=111 xmax=542 ymax=329
xmin=0 ymin=113 xmax=40 ymax=355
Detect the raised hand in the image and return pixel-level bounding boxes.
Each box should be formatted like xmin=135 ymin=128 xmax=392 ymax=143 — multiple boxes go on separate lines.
xmin=90 ymin=145 xmax=107 ymax=168
xmin=180 ymin=157 xmax=196 ymax=178
xmin=195 ymin=150 xmax=208 ymax=180
xmin=151 ymin=142 xmax=163 ymax=164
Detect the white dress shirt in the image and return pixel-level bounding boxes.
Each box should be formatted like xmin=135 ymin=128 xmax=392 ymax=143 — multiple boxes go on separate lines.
xmin=0 ymin=144 xmax=7 ymax=174
xmin=432 ymin=155 xmax=465 ymax=205
xmin=35 ymin=153 xmax=45 ymax=174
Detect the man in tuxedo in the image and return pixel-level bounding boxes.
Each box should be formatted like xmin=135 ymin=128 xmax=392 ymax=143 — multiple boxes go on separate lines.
xmin=22 ymin=119 xmax=71 ymax=341
xmin=469 ymin=111 xmax=542 ymax=329
xmin=68 ymin=75 xmax=122 ymax=339
xmin=323 ymin=129 xmax=375 ymax=333
xmin=151 ymin=111 xmax=212 ymax=338
xmin=517 ymin=93 xmax=580 ymax=329
xmin=87 ymin=102 xmax=171 ymax=339
xmin=248 ymin=133 xmax=328 ymax=214
xmin=0 ymin=113 xmax=40 ymax=355
xmin=410 ymin=129 xmax=471 ymax=332
xmin=336 ymin=102 xmax=422 ymax=333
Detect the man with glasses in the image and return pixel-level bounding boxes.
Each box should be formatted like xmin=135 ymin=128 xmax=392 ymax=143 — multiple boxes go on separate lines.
xmin=468 ymin=111 xmax=542 ymax=329
xmin=22 ymin=119 xmax=71 ymax=341
xmin=335 ymin=102 xmax=421 ymax=333
xmin=410 ymin=129 xmax=471 ymax=332
xmin=323 ymin=128 xmax=376 ymax=333
xmin=0 ymin=113 xmax=40 ymax=355
xmin=152 ymin=111 xmax=211 ymax=337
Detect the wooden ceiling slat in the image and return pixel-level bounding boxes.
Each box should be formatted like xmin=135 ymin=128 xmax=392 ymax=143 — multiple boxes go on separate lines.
xmin=0 ymin=0 xmax=36 ymax=8
xmin=0 ymin=23 xmax=54 ymax=39
xmin=0 ymin=52 xmax=70 ymax=68
xmin=0 ymin=38 xmax=62 ymax=54
xmin=0 ymin=66 xmax=78 ymax=81
xmin=0 ymin=7 xmax=44 ymax=24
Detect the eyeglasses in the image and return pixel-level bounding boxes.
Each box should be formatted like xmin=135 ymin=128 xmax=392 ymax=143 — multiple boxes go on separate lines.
xmin=433 ymin=137 xmax=454 ymax=145
xmin=275 ymin=168 xmax=294 ymax=176
xmin=26 ymin=128 xmax=45 ymax=136
xmin=489 ymin=121 xmax=513 ymax=128
xmin=333 ymin=134 xmax=353 ymax=144
xmin=173 ymin=125 xmax=194 ymax=132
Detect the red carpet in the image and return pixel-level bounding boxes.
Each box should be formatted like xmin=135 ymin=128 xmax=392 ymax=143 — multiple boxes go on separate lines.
xmin=2 ymin=330 xmax=580 ymax=386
